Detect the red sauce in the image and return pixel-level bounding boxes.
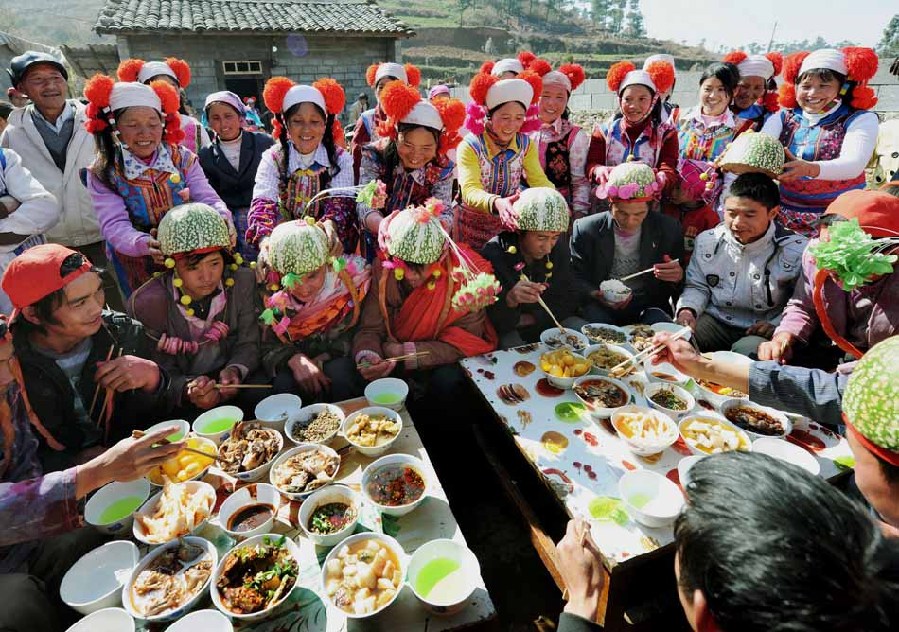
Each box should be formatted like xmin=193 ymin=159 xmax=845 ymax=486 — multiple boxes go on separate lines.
xmin=227 ymin=503 xmax=274 ymax=532
xmin=672 ymin=437 xmax=693 ymax=456
xmin=366 ymin=465 xmax=425 ymax=506
xmin=651 ymin=372 xmax=677 ymax=382
xmin=536 ymin=378 xmax=564 ymax=397
xmin=666 ymin=468 xmax=681 ymax=487
xmin=787 ymin=429 xmax=825 ymax=453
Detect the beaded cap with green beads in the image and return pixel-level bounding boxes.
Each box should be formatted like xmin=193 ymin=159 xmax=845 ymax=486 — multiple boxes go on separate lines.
xmin=268 ymin=218 xmax=330 ymax=277
xmin=385 ymin=203 xmax=448 ymax=265
xmin=843 ymin=336 xmax=899 ymax=452
xmin=157 ymin=202 xmax=231 ymax=258
xmin=511 ymin=187 xmax=570 ymax=233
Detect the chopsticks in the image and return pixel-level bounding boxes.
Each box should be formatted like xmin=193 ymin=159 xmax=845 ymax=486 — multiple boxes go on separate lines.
xmin=131 ymin=429 xmax=218 ymax=459
xmin=618 ymin=259 xmax=679 ymax=283
xmin=607 ymin=325 xmax=692 ymax=377
xmin=356 ymin=350 xmax=431 ymax=369
xmin=520 ymin=273 xmax=565 ymax=333
xmin=90 ymin=344 xmax=116 ymax=424
xmin=212 ymin=383 xmax=273 ymax=390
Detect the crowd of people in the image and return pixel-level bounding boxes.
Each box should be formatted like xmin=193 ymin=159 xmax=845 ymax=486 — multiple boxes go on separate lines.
xmin=0 ymin=44 xmax=897 ymax=630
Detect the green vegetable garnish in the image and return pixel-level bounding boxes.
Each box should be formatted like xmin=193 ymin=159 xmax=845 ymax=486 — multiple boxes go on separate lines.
xmin=809 ymin=219 xmax=898 ymax=291
xmin=834 ymin=455 xmax=856 ymax=471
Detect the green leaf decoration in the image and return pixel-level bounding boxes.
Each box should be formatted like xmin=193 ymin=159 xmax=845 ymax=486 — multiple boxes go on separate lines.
xmin=356 ymin=180 xmax=378 ymax=205
xmin=833 ymin=455 xmax=856 ymax=471
xmin=260 ymin=308 xmax=275 ymax=325
xmin=282 ymin=272 xmax=302 ymax=289
xmin=331 ymin=257 xmax=346 ymax=274
xmin=809 ymin=219 xmax=899 ymax=291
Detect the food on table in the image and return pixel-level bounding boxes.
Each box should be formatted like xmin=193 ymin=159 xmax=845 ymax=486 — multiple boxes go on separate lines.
xmin=600 ymin=279 xmax=632 ymax=303
xmin=697 ymin=399 xmax=716 ymax=411
xmin=324 ymin=538 xmax=402 ymax=615
xmin=97 ymin=496 xmax=145 ymax=525
xmin=307 ymin=502 xmax=356 ymax=535
xmin=371 ymin=393 xmax=403 ymax=406
xmin=226 ymin=503 xmax=275 ymax=533
xmin=513 ymin=343 xmax=540 ymax=354
xmin=542 ymin=468 xmax=574 ymax=496
xmin=649 ymin=388 xmax=689 ymax=411
xmin=130 ymin=541 xmax=213 ymax=617
xmin=628 ymin=324 xmax=655 ymax=351
xmin=555 ymin=401 xmax=587 ymax=422
xmin=696 ymin=379 xmax=748 ymax=398
xmin=497 ymin=383 xmax=530 ymax=404
xmin=541 ymin=430 xmax=570 ymax=454
xmin=543 ymin=330 xmax=587 ymax=350
xmin=680 ymin=417 xmax=750 ymax=454
xmin=588 ymin=496 xmax=629 ymax=525
xmin=289 ymin=409 xmax=342 ymax=443
xmin=517 ymin=409 xmax=533 ymax=429
xmin=344 ymin=413 xmax=401 ymax=448
xmin=586 ymin=345 xmax=632 ymax=373
xmin=135 ymin=482 xmax=214 ymax=544
xmin=148 ymin=437 xmax=216 ymax=485
xmin=786 ymin=428 xmax=826 ymax=452
xmin=650 ymin=372 xmax=680 ymax=382
xmin=365 ymin=463 xmax=426 ymax=507
xmin=272 ymin=448 xmax=339 ymax=494
xmin=513 ymin=360 xmax=536 ymax=376
xmin=573 ymin=378 xmax=628 ymax=409
xmin=198 ymin=414 xmax=240 ymax=434
xmin=540 ymin=349 xmax=591 ymax=379
xmin=724 ymin=405 xmax=785 ymax=436
xmin=535 ymin=378 xmax=564 ymax=397
xmin=216 ymin=535 xmax=298 ymax=615
xmin=613 ymin=410 xmax=674 ymax=443
xmin=216 ymin=423 xmax=280 ymax=475
xmin=582 ymin=324 xmax=627 ymax=344
xmin=413 ymin=556 xmax=468 ymax=603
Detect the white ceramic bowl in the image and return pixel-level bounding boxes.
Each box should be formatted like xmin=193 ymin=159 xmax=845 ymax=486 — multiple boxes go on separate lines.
xmin=643 ymin=360 xmax=690 ymax=386
xmin=619 ymin=470 xmax=685 ymax=528
xmin=211 ymin=533 xmax=302 ymax=623
xmin=341 ymin=406 xmax=403 ymax=458
xmin=254 ymin=394 xmax=302 ymax=432
xmin=285 ymin=403 xmax=344 ymax=446
xmin=143 ymin=419 xmax=190 ymax=443
xmin=219 ymin=426 xmax=283 ymax=483
xmin=652 ymin=321 xmax=694 ymax=340
xmin=611 ymin=405 xmax=679 ymax=456
xmin=572 ymin=375 xmax=633 ymax=419
xmin=540 ymin=327 xmax=590 ymax=352
xmin=364 ymin=377 xmax=410 ymax=411
xmin=695 ymin=351 xmax=753 ymax=405
xmin=362 ymin=453 xmax=429 ymax=517
xmin=408 ymin=538 xmax=480 ymax=616
xmin=84 ymin=478 xmax=151 ymax=535
xmin=193 ymin=405 xmax=244 ymax=445
xmin=643 ymin=382 xmax=696 ymax=419
xmin=600 ymin=279 xmax=633 ymax=303
xmin=123 ymin=537 xmax=217 ymax=623
xmin=132 ymin=481 xmax=216 ymax=545
xmin=580 ymin=323 xmax=629 ymax=346
xmin=269 ymin=444 xmax=341 ymax=501
xmin=217 ymin=483 xmax=282 ymax=540
xmin=583 ymin=343 xmax=636 ymax=377
xmin=60 ymin=541 xmax=138 ymax=615
xmin=298 ymin=484 xmax=361 ymax=547
xmin=65 ymin=608 xmax=134 ymax=632
xmin=677 ymin=455 xmax=705 ymax=489
xmin=719 ymin=398 xmax=792 ymax=440
xmin=538 ymin=348 xmax=592 ymax=390
xmin=753 ymin=437 xmax=821 ymax=475
xmin=678 ymin=414 xmax=752 ymax=457
xmin=165 ymin=609 xmax=233 ymax=632
xmin=321 ymin=532 xmax=406 ymax=619
xmin=147 ymin=436 xmax=218 ymax=487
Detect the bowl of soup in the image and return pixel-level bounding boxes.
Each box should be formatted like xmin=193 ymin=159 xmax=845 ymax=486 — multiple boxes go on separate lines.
xmin=217 ymin=483 xmax=281 ymax=540
xmin=321 ymin=533 xmax=406 ymax=619
xmin=364 ymin=377 xmax=409 ymax=411
xmin=193 ymin=406 xmax=243 ymax=445
xmin=618 ymin=470 xmax=685 ymax=528
xmin=572 ymin=376 xmax=632 ymax=419
xmin=679 ymin=414 xmax=752 ymax=456
xmin=142 ymin=419 xmax=190 ymax=443
xmin=361 ymin=453 xmax=429 ymax=517
xmin=85 ymin=479 xmax=152 ymax=535
xmin=299 ymin=484 xmax=360 ymax=547
xmin=408 ymin=539 xmax=480 ymax=616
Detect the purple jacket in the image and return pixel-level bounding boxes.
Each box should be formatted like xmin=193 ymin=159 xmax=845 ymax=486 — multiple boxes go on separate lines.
xmin=775 ymin=244 xmax=899 ymax=351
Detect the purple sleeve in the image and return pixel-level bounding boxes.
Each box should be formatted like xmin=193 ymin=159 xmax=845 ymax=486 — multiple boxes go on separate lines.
xmin=0 ymin=467 xmax=82 ymax=547
xmin=774 ymin=251 xmax=819 ymax=343
xmin=184 ymin=157 xmax=233 ymax=225
xmin=88 ymin=172 xmax=152 ymax=257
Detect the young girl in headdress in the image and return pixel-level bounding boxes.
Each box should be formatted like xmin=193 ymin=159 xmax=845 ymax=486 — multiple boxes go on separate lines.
xmin=356 ymin=82 xmax=465 ymax=259
xmin=761 ymin=47 xmax=880 ymax=237
xmin=83 ymin=76 xmax=233 ymax=297
xmin=249 ymin=77 xmax=357 ymax=254
xmin=455 ymin=64 xmax=552 ymax=251
xmin=723 ymin=51 xmax=783 ymax=134
xmin=116 ymin=58 xmax=211 ymax=153
xmin=260 ymin=219 xmax=371 ymax=402
xmin=128 ymin=202 xmax=261 ymax=414
xmin=530 ymin=61 xmax=591 ymax=219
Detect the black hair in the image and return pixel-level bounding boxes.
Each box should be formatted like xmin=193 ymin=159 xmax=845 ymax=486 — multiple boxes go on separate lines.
xmin=0 ymin=100 xmax=12 ymax=120
xmin=181 ymin=249 xmax=233 ymax=269
xmin=21 ymin=253 xmax=102 ymax=334
xmin=875 ymin=452 xmax=899 ymax=484
xmin=91 ymin=107 xmax=166 ymax=187
xmin=676 ymin=452 xmax=899 ymax=632
xmin=727 ymin=172 xmax=781 ymax=209
xmin=278 ymin=101 xmax=341 ymax=194
xmin=382 ymin=122 xmax=441 ymax=177
xmin=700 ymin=62 xmax=740 ymax=98
xmin=881 ymin=183 xmax=899 ymax=199
xmin=612 ymin=82 xmax=666 ymax=128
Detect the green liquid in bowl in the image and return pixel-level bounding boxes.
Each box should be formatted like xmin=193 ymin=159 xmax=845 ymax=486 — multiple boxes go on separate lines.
xmin=97 ymin=496 xmax=144 ymax=524
xmin=628 ymin=492 xmax=653 ymax=510
xmin=414 ymin=557 xmax=463 ymax=600
xmin=199 ymin=417 xmax=238 ymax=434
xmin=166 ymin=430 xmax=185 ymax=442
xmin=372 ymin=393 xmax=401 ymax=406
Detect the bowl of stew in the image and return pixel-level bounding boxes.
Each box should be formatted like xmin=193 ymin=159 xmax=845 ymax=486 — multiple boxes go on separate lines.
xmin=719 ymin=399 xmax=791 ymax=440
xmin=572 ymin=376 xmax=632 ymax=419
xmin=361 ymin=454 xmax=429 ymax=517
xmin=644 ymin=382 xmax=696 ymax=419
xmin=217 ymin=483 xmax=281 ymax=540
xmin=298 ymin=484 xmax=360 ymax=547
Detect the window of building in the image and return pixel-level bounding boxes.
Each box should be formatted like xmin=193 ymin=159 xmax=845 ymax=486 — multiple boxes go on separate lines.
xmin=222 ymin=61 xmax=263 ymax=75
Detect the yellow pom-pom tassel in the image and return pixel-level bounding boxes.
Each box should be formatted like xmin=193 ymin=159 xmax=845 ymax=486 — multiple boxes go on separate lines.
xmin=249 ymin=261 xmax=257 ymax=269
xmin=234 ymin=254 xmax=244 ymax=265
xmin=269 ymin=283 xmax=280 ymax=292
xmin=545 ymin=261 xmax=554 ymax=270
xmin=168 ymin=173 xmax=181 ymax=185
xmin=173 ymin=277 xmax=183 ymax=288
xmin=185 ymin=308 xmax=195 ymax=317
xmin=427 ymin=280 xmax=436 ymax=290
xmin=164 ymin=257 xmax=176 ymax=269
xmin=225 ymin=278 xmax=235 ymax=287
xmin=180 ymin=294 xmax=192 ymax=306
xmin=304 ymin=216 xmax=316 ymax=226
xmin=394 ymin=268 xmax=404 ymax=281
xmin=699 ymin=172 xmax=709 ymax=182
xmin=432 ymin=269 xmax=442 ymax=278
xmin=506 ymin=246 xmax=517 ymax=255
xmin=153 ymin=271 xmax=162 ymax=278
xmin=706 ymin=183 xmax=714 ymax=190
xmin=229 ymin=263 xmax=238 ymax=271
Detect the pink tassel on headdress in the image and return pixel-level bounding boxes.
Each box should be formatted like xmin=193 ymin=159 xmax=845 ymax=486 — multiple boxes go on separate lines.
xmin=464 ymin=101 xmax=487 ymax=135
xmin=520 ymin=103 xmax=542 ymax=133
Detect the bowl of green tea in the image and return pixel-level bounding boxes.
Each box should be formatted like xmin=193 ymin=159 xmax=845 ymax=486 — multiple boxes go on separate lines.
xmin=193 ymin=405 xmax=243 ymax=445
xmin=364 ymin=377 xmax=409 ymax=411
xmin=85 ymin=478 xmax=151 ymax=534
xmin=143 ymin=419 xmax=190 ymax=443
xmin=408 ymin=539 xmax=480 ymax=616
xmin=299 ymin=484 xmax=360 ymax=546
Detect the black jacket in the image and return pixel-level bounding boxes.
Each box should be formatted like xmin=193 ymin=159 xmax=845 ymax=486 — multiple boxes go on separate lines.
xmin=570 ymin=211 xmax=684 ymax=314
xmin=198 ymin=131 xmax=274 ymax=209
xmin=13 ymin=310 xmax=175 ymax=473
xmin=482 ymin=231 xmax=579 ymax=338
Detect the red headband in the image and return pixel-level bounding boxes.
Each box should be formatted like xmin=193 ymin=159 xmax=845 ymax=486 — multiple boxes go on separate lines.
xmin=844 ymin=414 xmax=899 ymax=467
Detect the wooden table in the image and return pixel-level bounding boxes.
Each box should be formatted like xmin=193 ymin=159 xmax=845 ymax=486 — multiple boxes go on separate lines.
xmin=118 ymin=397 xmax=497 ymax=631
xmin=460 ymin=343 xmax=853 ymax=630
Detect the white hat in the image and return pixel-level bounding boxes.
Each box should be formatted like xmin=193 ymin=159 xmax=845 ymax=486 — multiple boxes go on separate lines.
xmin=137 ymin=60 xmax=177 ymax=84
xmin=643 ymin=54 xmax=677 ymax=76
xmin=282 ymin=85 xmax=326 ymax=114
xmin=542 ymin=70 xmax=572 ymax=93
xmin=800 ymin=48 xmax=848 ymax=77
xmin=401 ymin=100 xmax=443 ymax=131
xmin=109 ymin=82 xmax=162 ymax=113
xmin=737 ymin=55 xmax=776 ymax=80
xmin=491 ymin=58 xmax=524 ymax=77
xmin=619 ymin=70 xmax=657 ymax=94
xmin=485 ymin=78 xmax=533 ymax=110
xmin=375 ymin=62 xmax=408 ymax=85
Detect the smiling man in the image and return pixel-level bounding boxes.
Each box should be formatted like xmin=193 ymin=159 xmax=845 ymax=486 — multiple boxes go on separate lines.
xmin=1 ymin=244 xmax=175 ymax=472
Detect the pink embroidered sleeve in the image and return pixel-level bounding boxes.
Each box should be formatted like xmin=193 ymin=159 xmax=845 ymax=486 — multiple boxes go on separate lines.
xmin=247 ymin=147 xmax=281 ymax=245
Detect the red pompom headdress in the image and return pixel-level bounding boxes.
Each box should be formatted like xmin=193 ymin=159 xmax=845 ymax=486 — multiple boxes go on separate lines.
xmin=82 ymin=74 xmax=182 ymax=143
xmin=117 ymin=57 xmax=191 ymax=88
xmin=724 ymin=50 xmax=784 ymax=112
xmin=263 ymin=76 xmax=346 ymax=145
xmin=365 ymin=62 xmax=421 ymax=88
xmin=779 ymin=47 xmax=878 ymax=110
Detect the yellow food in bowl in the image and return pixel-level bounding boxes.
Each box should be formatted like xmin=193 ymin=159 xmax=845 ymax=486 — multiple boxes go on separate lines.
xmin=148 ymin=437 xmax=216 ymax=485
xmin=539 ymin=349 xmax=591 ymax=379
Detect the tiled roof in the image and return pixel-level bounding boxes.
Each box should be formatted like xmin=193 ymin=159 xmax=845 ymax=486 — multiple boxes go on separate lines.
xmin=94 ymin=0 xmax=413 ymax=36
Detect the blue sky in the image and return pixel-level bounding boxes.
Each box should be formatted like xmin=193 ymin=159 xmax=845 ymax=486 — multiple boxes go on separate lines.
xmin=639 ymin=0 xmax=894 ymax=50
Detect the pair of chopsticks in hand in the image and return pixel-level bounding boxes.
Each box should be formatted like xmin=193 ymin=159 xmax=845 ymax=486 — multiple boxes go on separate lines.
xmin=356 ymin=350 xmax=431 ymax=370
xmin=617 ymin=258 xmax=680 ymax=283
xmin=520 ymin=273 xmax=566 ymax=333
xmin=90 ymin=345 xmax=122 ymax=432
xmin=607 ymin=326 xmax=692 ymax=377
